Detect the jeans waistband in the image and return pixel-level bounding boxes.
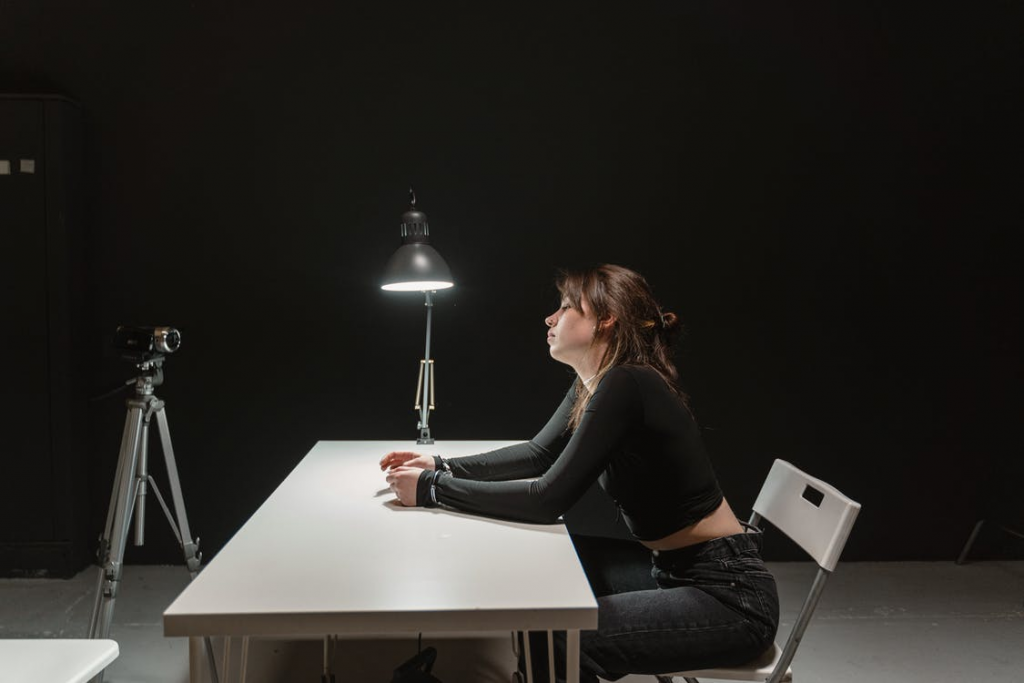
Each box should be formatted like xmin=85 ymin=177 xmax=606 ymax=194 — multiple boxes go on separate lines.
xmin=651 ymin=523 xmax=764 ymax=569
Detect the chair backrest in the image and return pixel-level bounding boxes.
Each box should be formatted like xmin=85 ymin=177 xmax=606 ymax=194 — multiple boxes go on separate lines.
xmin=751 ymin=459 xmax=861 ymax=571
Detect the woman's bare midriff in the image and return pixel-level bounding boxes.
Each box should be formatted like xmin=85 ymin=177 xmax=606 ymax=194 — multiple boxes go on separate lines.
xmin=641 ymin=497 xmax=745 ymax=551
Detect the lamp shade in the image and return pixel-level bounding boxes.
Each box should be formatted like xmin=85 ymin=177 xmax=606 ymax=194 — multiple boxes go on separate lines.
xmin=381 ymin=243 xmax=454 ymax=291
xmin=381 ymin=191 xmax=454 ymax=291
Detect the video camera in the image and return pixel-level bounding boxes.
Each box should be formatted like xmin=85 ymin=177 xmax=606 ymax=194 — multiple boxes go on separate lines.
xmin=113 ymin=325 xmax=181 ymax=363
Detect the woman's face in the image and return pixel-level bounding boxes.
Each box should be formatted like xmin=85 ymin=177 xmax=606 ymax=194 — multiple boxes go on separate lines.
xmin=545 ymin=297 xmax=598 ymax=366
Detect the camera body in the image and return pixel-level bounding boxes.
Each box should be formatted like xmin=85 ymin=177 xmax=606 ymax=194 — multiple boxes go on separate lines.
xmin=113 ymin=325 xmax=181 ymax=363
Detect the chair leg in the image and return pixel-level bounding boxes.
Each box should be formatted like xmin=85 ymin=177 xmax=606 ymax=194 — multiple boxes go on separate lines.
xmin=957 ymin=520 xmax=985 ymax=564
xmin=958 ymin=520 xmax=1024 ymax=564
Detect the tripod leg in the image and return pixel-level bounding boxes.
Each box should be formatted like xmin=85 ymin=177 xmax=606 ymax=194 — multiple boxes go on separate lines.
xmin=144 ymin=474 xmax=184 ymax=546
xmin=134 ymin=419 xmax=150 ymax=546
xmin=89 ymin=413 xmax=135 ymax=638
xmin=152 ymin=404 xmax=221 ymax=683
xmin=90 ymin=405 xmax=145 ymax=640
xmin=153 ymin=406 xmax=202 ymax=575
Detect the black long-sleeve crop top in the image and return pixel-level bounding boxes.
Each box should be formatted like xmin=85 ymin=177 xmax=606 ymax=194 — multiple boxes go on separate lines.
xmin=416 ymin=365 xmax=724 ymax=542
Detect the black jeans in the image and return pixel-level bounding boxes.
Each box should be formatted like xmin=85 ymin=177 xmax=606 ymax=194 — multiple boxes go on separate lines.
xmin=521 ymin=528 xmax=779 ymax=682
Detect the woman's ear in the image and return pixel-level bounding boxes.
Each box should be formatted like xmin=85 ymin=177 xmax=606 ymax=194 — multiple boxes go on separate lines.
xmin=598 ymin=316 xmax=617 ymax=331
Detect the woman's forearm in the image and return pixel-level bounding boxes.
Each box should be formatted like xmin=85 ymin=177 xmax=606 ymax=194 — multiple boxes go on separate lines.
xmin=435 ymin=441 xmax=555 ymax=481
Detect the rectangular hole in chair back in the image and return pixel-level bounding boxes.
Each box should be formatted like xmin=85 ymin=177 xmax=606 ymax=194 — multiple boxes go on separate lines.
xmin=802 ymin=485 xmax=824 ymax=507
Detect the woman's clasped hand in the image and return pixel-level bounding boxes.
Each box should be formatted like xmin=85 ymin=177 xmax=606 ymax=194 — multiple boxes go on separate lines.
xmin=380 ymin=451 xmax=435 ymax=506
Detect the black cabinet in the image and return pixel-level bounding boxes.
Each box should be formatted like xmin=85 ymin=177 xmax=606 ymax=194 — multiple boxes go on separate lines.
xmin=0 ymin=95 xmax=89 ymax=577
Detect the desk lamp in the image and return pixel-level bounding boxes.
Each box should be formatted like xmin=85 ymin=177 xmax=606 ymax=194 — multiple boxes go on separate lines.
xmin=381 ymin=189 xmax=454 ymax=444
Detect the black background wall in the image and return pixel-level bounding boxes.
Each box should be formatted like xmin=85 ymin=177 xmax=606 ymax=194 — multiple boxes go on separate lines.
xmin=1 ymin=1 xmax=1021 ymax=568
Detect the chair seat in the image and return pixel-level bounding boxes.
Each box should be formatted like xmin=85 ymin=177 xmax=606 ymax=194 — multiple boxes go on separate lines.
xmin=665 ymin=642 xmax=792 ymax=682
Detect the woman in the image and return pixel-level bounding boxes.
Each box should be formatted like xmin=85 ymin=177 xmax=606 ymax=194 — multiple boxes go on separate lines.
xmin=380 ymin=264 xmax=778 ymax=682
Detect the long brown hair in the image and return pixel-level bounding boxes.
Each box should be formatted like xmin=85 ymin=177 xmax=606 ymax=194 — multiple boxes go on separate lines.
xmin=557 ymin=264 xmax=687 ymax=430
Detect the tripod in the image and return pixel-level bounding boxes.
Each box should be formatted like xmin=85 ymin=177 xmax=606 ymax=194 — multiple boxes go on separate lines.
xmin=88 ymin=357 xmax=218 ymax=682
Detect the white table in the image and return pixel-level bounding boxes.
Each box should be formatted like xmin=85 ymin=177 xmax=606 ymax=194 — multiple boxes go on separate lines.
xmin=163 ymin=440 xmax=598 ymax=682
xmin=0 ymin=639 xmax=119 ymax=683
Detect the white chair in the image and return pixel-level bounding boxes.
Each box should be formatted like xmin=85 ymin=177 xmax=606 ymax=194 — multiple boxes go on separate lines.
xmin=654 ymin=459 xmax=861 ymax=683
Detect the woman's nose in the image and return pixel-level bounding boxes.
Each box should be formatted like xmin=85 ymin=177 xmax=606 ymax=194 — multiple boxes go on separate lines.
xmin=545 ymin=312 xmax=557 ymax=327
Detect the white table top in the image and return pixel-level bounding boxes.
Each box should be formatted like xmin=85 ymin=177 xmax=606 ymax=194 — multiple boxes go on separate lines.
xmin=163 ymin=441 xmax=598 ymax=638
xmin=0 ymin=639 xmax=119 ymax=683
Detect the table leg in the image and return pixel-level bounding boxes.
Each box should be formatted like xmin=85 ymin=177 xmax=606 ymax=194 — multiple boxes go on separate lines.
xmin=520 ymin=630 xmax=579 ymax=683
xmin=522 ymin=632 xmax=533 ymax=683
xmin=222 ymin=637 xmax=232 ymax=682
xmin=189 ymin=636 xmax=225 ymax=683
xmin=189 ymin=637 xmax=203 ymax=683
xmin=547 ymin=631 xmax=556 ymax=683
xmin=239 ymin=637 xmax=250 ymax=683
xmin=566 ymin=630 xmax=580 ymax=683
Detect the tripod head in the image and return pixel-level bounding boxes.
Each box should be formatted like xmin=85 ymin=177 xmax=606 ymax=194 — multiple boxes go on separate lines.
xmin=133 ymin=356 xmax=165 ymax=395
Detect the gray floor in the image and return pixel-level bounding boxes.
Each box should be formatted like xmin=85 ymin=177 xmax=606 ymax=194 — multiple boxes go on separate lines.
xmin=1 ymin=561 xmax=1022 ymax=682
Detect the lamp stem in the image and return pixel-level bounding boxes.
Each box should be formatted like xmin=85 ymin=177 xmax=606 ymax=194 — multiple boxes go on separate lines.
xmin=418 ymin=290 xmax=435 ymax=444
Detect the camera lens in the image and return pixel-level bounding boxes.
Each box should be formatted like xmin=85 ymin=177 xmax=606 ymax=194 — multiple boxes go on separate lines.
xmin=155 ymin=327 xmax=181 ymax=354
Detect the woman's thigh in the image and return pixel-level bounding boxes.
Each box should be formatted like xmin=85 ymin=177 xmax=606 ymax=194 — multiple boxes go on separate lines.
xmin=583 ymin=584 xmax=768 ymax=677
xmin=525 ymin=584 xmax=768 ymax=683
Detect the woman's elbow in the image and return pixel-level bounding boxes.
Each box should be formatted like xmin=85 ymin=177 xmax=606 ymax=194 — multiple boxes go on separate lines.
xmin=528 ymin=499 xmax=567 ymax=525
